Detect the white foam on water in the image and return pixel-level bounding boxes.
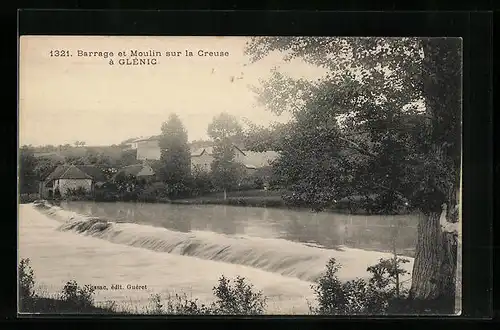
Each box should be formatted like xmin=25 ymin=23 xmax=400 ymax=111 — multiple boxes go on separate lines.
xmin=19 ymin=203 xmax=414 ymax=314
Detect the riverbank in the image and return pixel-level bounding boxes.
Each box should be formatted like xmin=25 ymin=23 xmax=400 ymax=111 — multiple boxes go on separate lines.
xmin=33 ymin=188 xmax=406 ymax=216
xmin=169 ymin=194 xmax=285 ymax=208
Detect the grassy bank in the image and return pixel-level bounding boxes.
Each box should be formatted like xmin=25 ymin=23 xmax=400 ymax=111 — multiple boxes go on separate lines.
xmin=33 ymin=187 xmax=413 ymax=216
xmin=19 ymin=254 xmax=453 ymax=315
xmin=170 ymin=192 xmax=285 ymax=208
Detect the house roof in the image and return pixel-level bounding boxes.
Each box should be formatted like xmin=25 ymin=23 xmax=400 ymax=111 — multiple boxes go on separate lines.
xmin=121 ymin=137 xmax=139 ymax=144
xmin=77 ymin=165 xmax=107 ymax=182
xmin=240 ymin=150 xmax=279 ymax=168
xmin=190 ymin=147 xmax=212 ymax=157
xmin=133 ymin=135 xmax=161 ymax=143
xmin=45 ymin=165 xmax=107 ymax=182
xmin=190 ymin=145 xmax=247 ymax=157
xmin=113 ymin=164 xmax=155 ymax=178
xmin=189 ymin=146 xmax=279 ymax=168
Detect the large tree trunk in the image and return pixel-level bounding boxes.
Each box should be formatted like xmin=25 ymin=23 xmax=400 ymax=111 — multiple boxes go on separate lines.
xmin=410 ymin=208 xmax=458 ymax=312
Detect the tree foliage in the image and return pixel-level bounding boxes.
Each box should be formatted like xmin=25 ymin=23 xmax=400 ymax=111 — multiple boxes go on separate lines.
xmin=207 ymin=112 xmax=244 ymax=143
xmin=208 ymin=113 xmax=244 ymax=195
xmin=310 ymin=257 xmax=410 ymax=315
xmin=244 ymin=37 xmax=461 ymax=214
xmin=19 ymin=146 xmax=38 ymax=194
xmin=242 ymin=120 xmax=291 ymax=152
xmin=158 ymin=114 xmax=192 ymax=197
xmin=245 ymin=37 xmax=462 ymax=303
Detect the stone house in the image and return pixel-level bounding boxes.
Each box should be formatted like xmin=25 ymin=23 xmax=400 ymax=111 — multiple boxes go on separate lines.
xmin=133 ymin=136 xmax=279 ymax=174
xmin=40 ymin=164 xmax=107 ymax=198
xmin=134 ymin=136 xmax=162 ymax=161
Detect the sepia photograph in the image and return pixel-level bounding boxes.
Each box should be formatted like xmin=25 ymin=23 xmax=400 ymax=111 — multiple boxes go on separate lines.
xmin=18 ymin=36 xmax=462 ymax=316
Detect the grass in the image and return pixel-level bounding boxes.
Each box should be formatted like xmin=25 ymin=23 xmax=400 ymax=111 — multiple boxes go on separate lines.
xmin=21 ymin=296 xmax=122 ymax=314
xmin=169 ymin=189 xmax=286 ymax=208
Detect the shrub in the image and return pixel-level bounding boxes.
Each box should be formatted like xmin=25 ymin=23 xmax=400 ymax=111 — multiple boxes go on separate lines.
xmin=65 ymin=187 xmax=91 ymax=201
xmin=19 ymin=193 xmax=40 ymax=204
xmin=146 ymin=275 xmax=267 ymax=315
xmin=310 ymin=257 xmax=411 ymax=315
xmin=211 ymin=275 xmax=267 ymax=315
xmin=19 ymin=258 xmax=37 ymax=310
xmin=147 ymin=293 xmax=164 ymax=314
xmin=309 ymin=258 xmax=351 ymax=315
xmin=367 ymin=257 xmax=411 ymax=298
xmin=159 ymin=293 xmax=212 ymax=315
xmin=137 ymin=185 xmax=160 ymax=202
xmin=60 ymin=280 xmax=96 ymax=309
xmin=165 ymin=182 xmax=193 ymax=200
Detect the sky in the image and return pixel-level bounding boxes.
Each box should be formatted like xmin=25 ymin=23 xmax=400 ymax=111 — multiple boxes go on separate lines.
xmin=19 ymin=36 xmax=327 ymax=147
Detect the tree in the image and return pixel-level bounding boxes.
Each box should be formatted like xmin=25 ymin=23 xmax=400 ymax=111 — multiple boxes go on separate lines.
xmin=207 ymin=112 xmax=244 ymax=143
xmin=81 ymin=151 xmax=117 ymax=180
xmin=19 ymin=146 xmax=38 ymax=194
xmin=245 ymin=37 xmax=461 ymax=310
xmin=117 ymin=149 xmax=139 ymax=167
xmin=158 ymin=114 xmax=192 ymax=198
xmin=208 ymin=113 xmax=244 ymax=199
xmin=242 ymin=120 xmax=290 ymax=152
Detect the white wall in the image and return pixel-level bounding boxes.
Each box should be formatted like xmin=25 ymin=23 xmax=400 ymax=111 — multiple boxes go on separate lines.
xmin=191 ymin=153 xmax=214 ymax=172
xmin=55 ymin=179 xmax=93 ymax=196
xmin=137 ymin=140 xmax=161 ymax=160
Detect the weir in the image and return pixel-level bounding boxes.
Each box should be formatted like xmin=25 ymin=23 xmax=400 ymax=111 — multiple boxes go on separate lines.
xmin=34 ymin=203 xmax=414 ymax=285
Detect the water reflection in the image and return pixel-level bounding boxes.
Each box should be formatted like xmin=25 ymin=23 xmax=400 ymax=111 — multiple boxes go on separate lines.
xmin=59 ymin=201 xmax=419 ymax=255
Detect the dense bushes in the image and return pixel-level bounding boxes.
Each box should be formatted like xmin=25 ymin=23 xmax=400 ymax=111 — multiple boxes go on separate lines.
xmin=18 ymin=258 xmax=37 ymax=311
xmin=60 ymin=280 xmax=96 ymax=309
xmin=211 ymin=275 xmax=267 ymax=314
xmin=309 ymin=256 xmax=410 ymax=315
xmin=19 ymin=193 xmax=39 ymax=204
xmin=43 ymin=165 xmax=275 ymax=204
xmin=148 ymin=275 xmax=267 ymax=315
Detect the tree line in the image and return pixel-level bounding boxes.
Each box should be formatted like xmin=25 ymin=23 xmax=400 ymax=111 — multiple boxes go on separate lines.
xmin=18 ymin=112 xmax=275 ymax=202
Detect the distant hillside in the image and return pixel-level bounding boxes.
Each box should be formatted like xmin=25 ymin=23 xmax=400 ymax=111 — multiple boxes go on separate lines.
xmin=32 ymin=145 xmax=128 ymax=161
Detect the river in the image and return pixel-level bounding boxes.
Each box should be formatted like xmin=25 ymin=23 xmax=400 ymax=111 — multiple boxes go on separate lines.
xmin=18 ymin=201 xmax=417 ymax=314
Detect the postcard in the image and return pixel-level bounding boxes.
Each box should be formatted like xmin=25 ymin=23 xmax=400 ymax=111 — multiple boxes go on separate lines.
xmin=18 ymin=36 xmax=462 ymax=316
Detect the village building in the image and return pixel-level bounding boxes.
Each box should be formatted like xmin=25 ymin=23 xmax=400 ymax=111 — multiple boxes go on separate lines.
xmin=112 ymin=163 xmax=155 ymax=181
xmin=190 ymin=146 xmax=278 ymax=174
xmin=132 ymin=135 xmax=279 ymax=173
xmin=39 ymin=164 xmax=107 ymax=198
xmin=134 ymin=136 xmax=162 ymax=161
xmin=120 ymin=137 xmax=140 ymax=150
